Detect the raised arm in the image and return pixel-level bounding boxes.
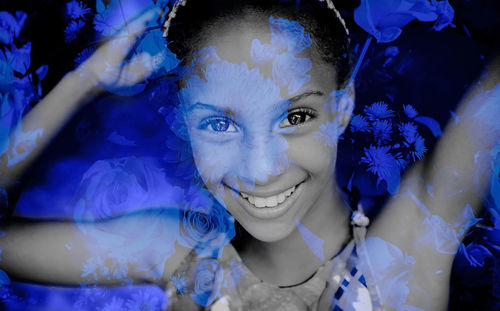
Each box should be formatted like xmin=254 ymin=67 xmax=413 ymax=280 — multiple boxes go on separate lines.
xmin=0 ymin=7 xmax=157 ymax=194
xmin=360 ymin=53 xmax=500 ymax=310
xmin=0 ymin=209 xmax=191 ymax=286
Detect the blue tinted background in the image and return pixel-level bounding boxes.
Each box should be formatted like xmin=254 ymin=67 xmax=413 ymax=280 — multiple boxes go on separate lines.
xmin=0 ymin=0 xmax=499 ymax=310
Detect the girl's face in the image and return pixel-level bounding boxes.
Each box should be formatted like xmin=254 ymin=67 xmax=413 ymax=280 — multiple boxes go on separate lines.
xmin=179 ymin=16 xmax=352 ymax=242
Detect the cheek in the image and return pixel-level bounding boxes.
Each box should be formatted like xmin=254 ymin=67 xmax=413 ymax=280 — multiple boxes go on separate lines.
xmin=286 ymin=133 xmax=337 ymax=176
xmin=190 ymin=135 xmax=241 ymax=184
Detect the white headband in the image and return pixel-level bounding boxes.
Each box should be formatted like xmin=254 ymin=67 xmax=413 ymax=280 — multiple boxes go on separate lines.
xmin=162 ymin=0 xmax=350 ymax=39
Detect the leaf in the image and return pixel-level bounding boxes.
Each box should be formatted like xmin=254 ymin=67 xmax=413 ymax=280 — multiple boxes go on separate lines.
xmin=414 ymin=115 xmax=442 ymax=137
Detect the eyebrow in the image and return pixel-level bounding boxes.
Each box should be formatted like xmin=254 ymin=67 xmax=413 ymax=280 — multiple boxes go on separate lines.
xmin=186 ymin=90 xmax=325 ymax=115
xmin=288 ymin=90 xmax=324 ymax=103
xmin=186 ymin=103 xmax=234 ymax=116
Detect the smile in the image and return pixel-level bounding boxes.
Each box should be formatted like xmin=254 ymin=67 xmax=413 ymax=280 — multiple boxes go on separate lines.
xmin=230 ymin=180 xmax=306 ymax=220
xmin=240 ymin=185 xmax=296 ymax=208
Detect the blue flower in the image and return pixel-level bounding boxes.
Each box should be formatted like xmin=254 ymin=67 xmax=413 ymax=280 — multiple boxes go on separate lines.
xmin=360 ymin=237 xmax=416 ymax=310
xmin=361 ymin=145 xmax=401 ymax=194
xmin=272 ymin=51 xmax=311 ymax=95
xmin=459 ymin=243 xmax=493 ymax=268
xmin=170 ymin=273 xmax=189 ymax=295
xmin=372 ymin=119 xmax=393 ymax=143
xmin=135 ymin=28 xmax=180 ymax=77
xmin=314 ymin=120 xmax=343 ymax=147
xmin=65 ymin=0 xmax=92 ymax=20
xmin=403 ymin=104 xmax=418 ymax=118
xmin=125 ymin=288 xmax=162 ymax=311
xmin=269 ymin=16 xmax=312 ymax=55
xmin=64 ymin=19 xmax=85 ymax=42
xmin=0 ymin=11 xmax=27 ymax=45
xmin=354 ymin=0 xmax=440 ymax=43
xmin=0 ymin=60 xmax=15 ymax=90
xmin=74 ymin=47 xmax=94 ymax=67
xmin=75 ymin=156 xmax=184 ymax=219
xmin=97 ymin=296 xmax=125 ymax=311
xmin=364 ymin=101 xmax=394 ymax=120
xmin=398 ymin=121 xmax=418 ymax=143
xmin=178 ymin=192 xmax=235 ymax=258
xmin=224 ymin=260 xmax=247 ymax=288
xmin=409 ymin=135 xmax=427 ymax=161
xmin=431 ymin=0 xmax=455 ymax=31
xmin=350 ymin=114 xmax=370 ymax=133
xmin=3 ymin=42 xmax=31 ymax=75
xmin=190 ymin=259 xmax=224 ymax=307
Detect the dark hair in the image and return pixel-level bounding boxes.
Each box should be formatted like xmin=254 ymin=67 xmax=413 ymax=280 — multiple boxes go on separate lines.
xmin=164 ymin=0 xmax=352 ymax=89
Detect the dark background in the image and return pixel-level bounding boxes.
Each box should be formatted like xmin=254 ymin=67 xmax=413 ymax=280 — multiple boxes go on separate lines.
xmin=0 ymin=0 xmax=499 ymax=309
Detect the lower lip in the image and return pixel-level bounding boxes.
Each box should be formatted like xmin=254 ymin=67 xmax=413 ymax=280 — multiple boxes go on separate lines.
xmin=235 ymin=181 xmax=305 ymax=220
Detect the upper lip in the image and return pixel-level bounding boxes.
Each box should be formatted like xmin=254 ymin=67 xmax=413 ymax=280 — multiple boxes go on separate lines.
xmin=224 ymin=179 xmax=306 ymax=198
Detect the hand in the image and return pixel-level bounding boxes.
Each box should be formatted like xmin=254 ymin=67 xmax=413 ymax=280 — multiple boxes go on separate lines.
xmin=77 ymin=6 xmax=161 ymax=92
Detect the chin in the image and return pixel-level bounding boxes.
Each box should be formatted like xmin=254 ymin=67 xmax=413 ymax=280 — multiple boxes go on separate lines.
xmin=240 ymin=221 xmax=297 ymax=243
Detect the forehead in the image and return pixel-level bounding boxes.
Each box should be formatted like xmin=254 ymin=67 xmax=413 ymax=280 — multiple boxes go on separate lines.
xmin=196 ymin=12 xmax=319 ymax=65
xmin=178 ymin=14 xmax=338 ymax=113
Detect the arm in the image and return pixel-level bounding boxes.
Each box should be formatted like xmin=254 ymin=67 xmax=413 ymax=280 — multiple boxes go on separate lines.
xmin=0 ymin=8 xmax=157 ymax=192
xmin=0 ymin=209 xmax=191 ymax=286
xmin=365 ymin=54 xmax=500 ymax=310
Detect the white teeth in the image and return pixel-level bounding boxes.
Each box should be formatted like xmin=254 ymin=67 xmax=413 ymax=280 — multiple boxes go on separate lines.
xmin=254 ymin=197 xmax=266 ymax=208
xmin=240 ymin=185 xmax=298 ymax=208
xmin=266 ymin=196 xmax=278 ymax=207
xmin=277 ymin=193 xmax=286 ymax=204
xmin=248 ymin=196 xmax=255 ymax=204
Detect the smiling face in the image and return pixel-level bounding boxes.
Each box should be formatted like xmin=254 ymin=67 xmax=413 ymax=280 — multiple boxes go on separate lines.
xmin=178 ymin=14 xmax=352 ymax=242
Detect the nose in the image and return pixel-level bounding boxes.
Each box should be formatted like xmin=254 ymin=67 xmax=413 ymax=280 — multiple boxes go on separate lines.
xmin=239 ymin=131 xmax=289 ymax=189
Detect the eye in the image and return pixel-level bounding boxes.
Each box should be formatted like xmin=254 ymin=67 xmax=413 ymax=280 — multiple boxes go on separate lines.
xmin=199 ymin=116 xmax=239 ymax=133
xmin=279 ymin=108 xmax=317 ymax=128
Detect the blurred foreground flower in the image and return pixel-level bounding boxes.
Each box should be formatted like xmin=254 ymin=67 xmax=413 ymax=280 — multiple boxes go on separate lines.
xmin=354 ymin=0 xmax=454 ymax=43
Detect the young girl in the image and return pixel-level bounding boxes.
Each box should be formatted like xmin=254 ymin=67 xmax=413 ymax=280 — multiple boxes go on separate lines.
xmin=1 ymin=0 xmax=499 ymax=310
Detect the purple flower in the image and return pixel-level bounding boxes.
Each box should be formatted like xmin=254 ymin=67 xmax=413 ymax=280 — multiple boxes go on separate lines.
xmin=350 ymin=114 xmax=370 ymax=133
xmin=372 ymin=119 xmax=393 ymax=143
xmin=354 ymin=0 xmax=440 ymax=43
xmin=190 ymin=259 xmax=224 ymax=307
xmin=431 ymin=0 xmax=455 ymax=31
xmin=364 ymin=101 xmax=394 ymax=120
xmin=64 ymin=19 xmax=85 ymax=42
xmin=403 ymin=104 xmax=418 ymax=118
xmin=0 ymin=11 xmax=27 ymax=45
xmin=361 ymin=145 xmax=401 ymax=194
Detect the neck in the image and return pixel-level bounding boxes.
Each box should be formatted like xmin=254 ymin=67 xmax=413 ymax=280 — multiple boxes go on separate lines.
xmin=235 ymin=183 xmax=352 ymax=286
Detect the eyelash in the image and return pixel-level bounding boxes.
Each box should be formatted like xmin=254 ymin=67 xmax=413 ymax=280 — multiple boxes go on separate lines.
xmin=198 ymin=116 xmax=239 ymax=133
xmin=279 ymin=107 xmax=318 ymax=128
xmin=197 ymin=107 xmax=317 ymax=133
